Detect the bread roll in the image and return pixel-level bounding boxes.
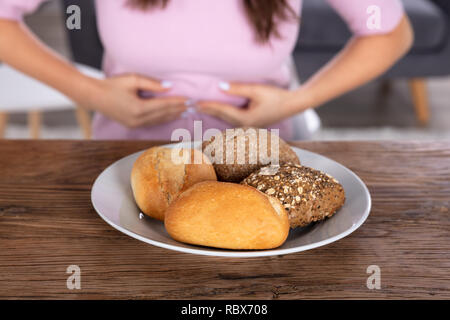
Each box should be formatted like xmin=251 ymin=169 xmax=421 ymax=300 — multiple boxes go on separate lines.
xmin=202 ymin=127 xmax=300 ymax=182
xmin=131 ymin=147 xmax=217 ymax=221
xmin=165 ymin=181 xmax=290 ymax=250
xmin=242 ymin=164 xmax=345 ymax=228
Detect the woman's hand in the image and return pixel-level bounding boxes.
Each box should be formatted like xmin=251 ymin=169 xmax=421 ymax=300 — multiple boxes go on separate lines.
xmin=198 ymin=16 xmax=413 ymax=128
xmin=82 ymin=74 xmax=188 ymax=128
xmin=197 ymin=83 xmax=308 ymax=127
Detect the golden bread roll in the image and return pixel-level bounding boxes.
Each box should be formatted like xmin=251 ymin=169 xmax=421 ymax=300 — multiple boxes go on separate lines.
xmin=131 ymin=147 xmax=217 ymax=221
xmin=202 ymin=127 xmax=300 ymax=182
xmin=242 ymin=164 xmax=345 ymax=228
xmin=165 ymin=181 xmax=290 ymax=250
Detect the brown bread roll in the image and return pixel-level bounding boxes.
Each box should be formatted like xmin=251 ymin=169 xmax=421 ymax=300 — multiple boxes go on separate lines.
xmin=242 ymin=164 xmax=345 ymax=228
xmin=131 ymin=147 xmax=217 ymax=221
xmin=202 ymin=127 xmax=300 ymax=182
xmin=165 ymin=181 xmax=290 ymax=250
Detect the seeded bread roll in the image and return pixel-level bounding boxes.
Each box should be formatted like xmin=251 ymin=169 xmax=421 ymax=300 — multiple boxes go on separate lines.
xmin=242 ymin=164 xmax=345 ymax=228
xmin=165 ymin=181 xmax=290 ymax=250
xmin=202 ymin=127 xmax=300 ymax=182
xmin=131 ymin=147 xmax=217 ymax=221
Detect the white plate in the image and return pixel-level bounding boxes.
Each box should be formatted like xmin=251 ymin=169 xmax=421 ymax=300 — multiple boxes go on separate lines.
xmin=91 ymin=142 xmax=371 ymax=258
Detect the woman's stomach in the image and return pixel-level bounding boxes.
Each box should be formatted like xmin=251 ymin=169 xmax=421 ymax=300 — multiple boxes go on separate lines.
xmin=92 ymin=70 xmax=294 ymax=141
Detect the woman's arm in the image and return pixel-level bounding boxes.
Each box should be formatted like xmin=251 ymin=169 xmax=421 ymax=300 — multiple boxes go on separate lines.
xmin=197 ymin=15 xmax=414 ymax=127
xmin=287 ymin=15 xmax=414 ymax=112
xmin=0 ymin=19 xmax=187 ymax=128
xmin=0 ymin=20 xmax=95 ymax=105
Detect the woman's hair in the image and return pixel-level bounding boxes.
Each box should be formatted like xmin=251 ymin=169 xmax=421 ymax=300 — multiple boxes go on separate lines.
xmin=128 ymin=0 xmax=297 ymax=43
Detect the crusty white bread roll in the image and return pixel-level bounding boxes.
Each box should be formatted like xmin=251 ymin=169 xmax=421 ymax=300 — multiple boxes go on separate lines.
xmin=131 ymin=147 xmax=217 ymax=221
xmin=165 ymin=181 xmax=290 ymax=250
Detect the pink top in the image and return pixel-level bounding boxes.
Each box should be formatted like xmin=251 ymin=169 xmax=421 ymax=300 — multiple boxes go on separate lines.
xmin=0 ymin=0 xmax=404 ymax=140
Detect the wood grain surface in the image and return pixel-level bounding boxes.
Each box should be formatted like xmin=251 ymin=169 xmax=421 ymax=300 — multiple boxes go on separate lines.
xmin=0 ymin=140 xmax=448 ymax=299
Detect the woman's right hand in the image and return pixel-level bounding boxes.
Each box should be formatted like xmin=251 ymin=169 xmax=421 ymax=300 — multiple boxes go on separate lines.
xmin=83 ymin=74 xmax=188 ymax=128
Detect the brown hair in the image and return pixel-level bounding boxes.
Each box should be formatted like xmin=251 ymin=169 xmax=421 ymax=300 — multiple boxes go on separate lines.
xmin=128 ymin=0 xmax=297 ymax=43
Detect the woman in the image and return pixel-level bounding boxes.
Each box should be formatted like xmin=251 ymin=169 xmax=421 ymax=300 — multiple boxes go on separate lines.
xmin=0 ymin=0 xmax=413 ymax=140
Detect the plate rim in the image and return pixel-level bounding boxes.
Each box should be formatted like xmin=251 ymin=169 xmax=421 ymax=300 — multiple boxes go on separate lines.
xmin=91 ymin=143 xmax=372 ymax=258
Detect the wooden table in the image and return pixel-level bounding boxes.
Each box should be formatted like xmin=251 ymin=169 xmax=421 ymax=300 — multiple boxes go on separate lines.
xmin=0 ymin=140 xmax=448 ymax=299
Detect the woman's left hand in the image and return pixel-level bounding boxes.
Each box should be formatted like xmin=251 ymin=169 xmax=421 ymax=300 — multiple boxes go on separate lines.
xmin=196 ymin=83 xmax=307 ymax=127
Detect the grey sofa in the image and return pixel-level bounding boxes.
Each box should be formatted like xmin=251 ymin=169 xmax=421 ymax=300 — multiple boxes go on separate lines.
xmin=295 ymin=0 xmax=450 ymax=124
xmin=62 ymin=0 xmax=450 ymax=125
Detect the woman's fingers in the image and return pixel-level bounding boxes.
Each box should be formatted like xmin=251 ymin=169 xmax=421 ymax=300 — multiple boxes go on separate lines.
xmin=139 ymin=104 xmax=187 ymax=127
xmin=128 ymin=97 xmax=187 ymax=127
xmin=197 ymin=101 xmax=247 ymax=126
xmin=219 ymin=82 xmax=262 ymax=99
xmin=119 ymin=73 xmax=173 ymax=93
xmin=136 ymin=96 xmax=187 ymax=115
xmin=95 ymin=74 xmax=190 ymax=128
xmin=145 ymin=96 xmax=188 ymax=109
